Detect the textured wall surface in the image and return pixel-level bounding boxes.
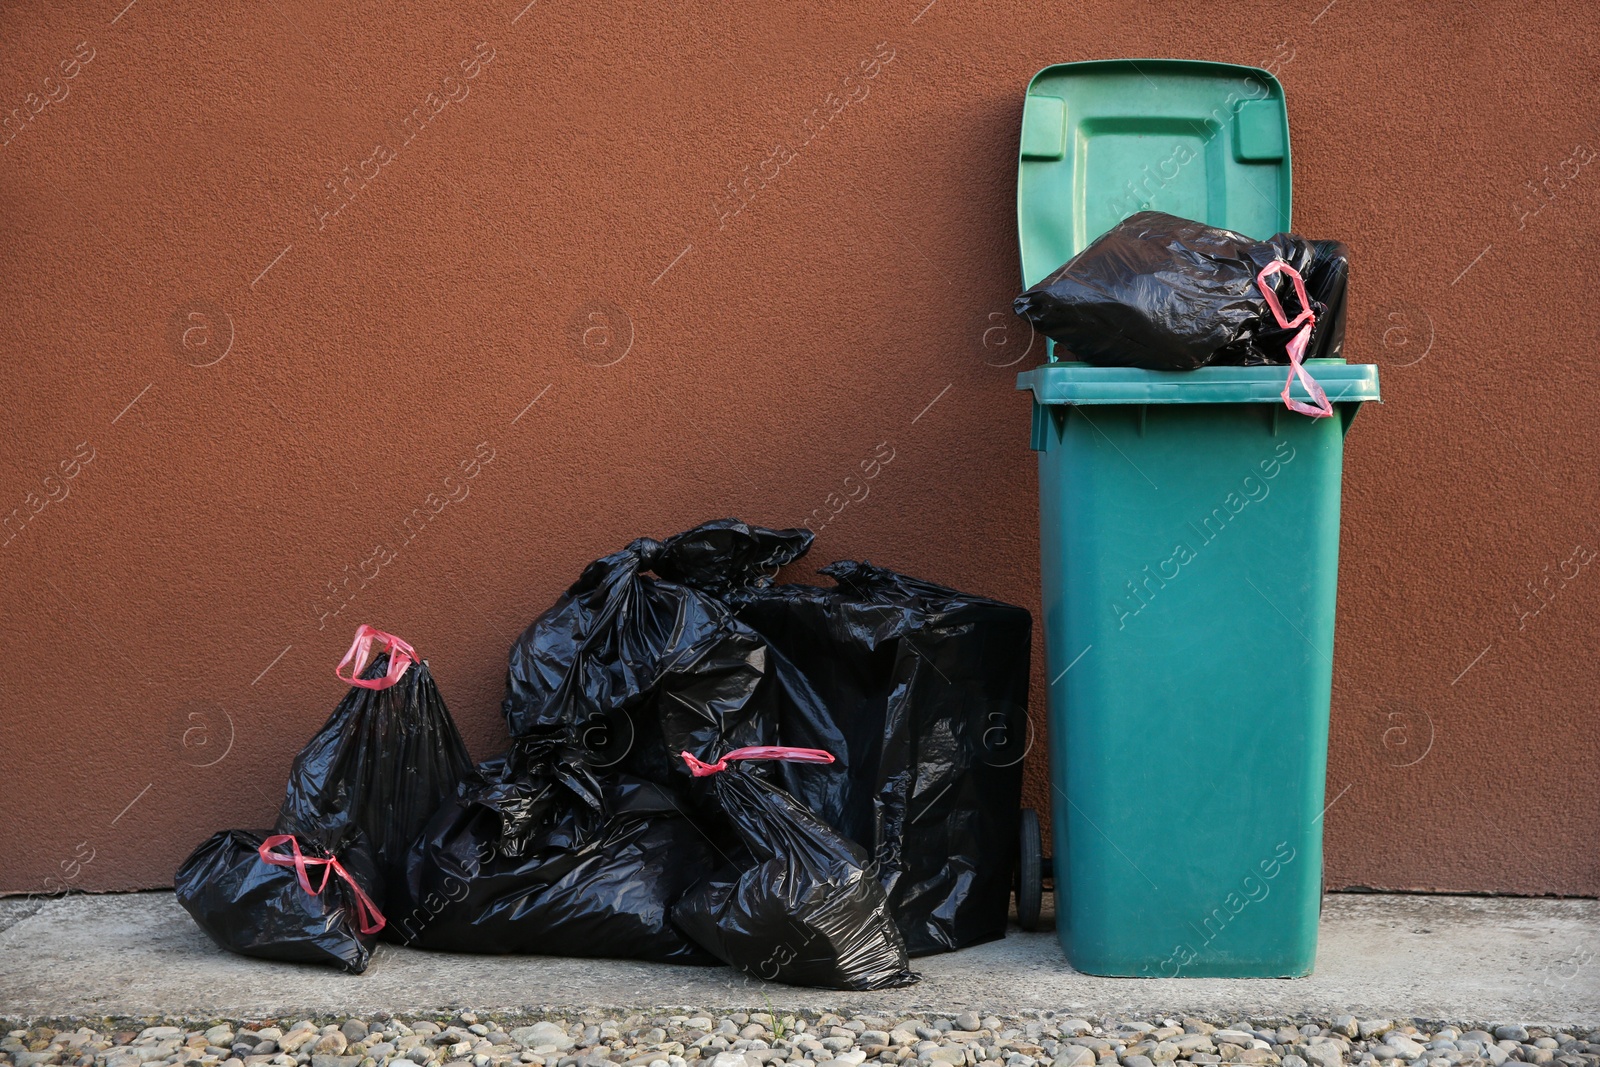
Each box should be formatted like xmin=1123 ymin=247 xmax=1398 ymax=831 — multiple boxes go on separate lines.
xmin=2 ymin=0 xmax=1596 ymax=896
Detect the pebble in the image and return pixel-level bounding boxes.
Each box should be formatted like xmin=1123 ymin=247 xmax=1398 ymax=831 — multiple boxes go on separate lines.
xmin=510 ymin=1027 xmax=573 ymax=1053
xmin=1384 ymin=1037 xmax=1426 ymax=1060
xmin=1166 ymin=1038 xmax=1208 ymax=1055
xmin=1303 ymin=1046 xmax=1343 ymax=1067
xmin=316 ymin=1035 xmax=350 ymax=1056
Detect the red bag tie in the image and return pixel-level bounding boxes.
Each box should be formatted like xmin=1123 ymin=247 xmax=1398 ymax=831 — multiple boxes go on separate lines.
xmin=1256 ymin=260 xmax=1334 ymax=419
xmin=680 ymin=746 xmax=837 ymax=777
xmin=257 ymin=834 xmax=387 ymax=935
xmin=335 ymin=624 xmax=417 ymax=690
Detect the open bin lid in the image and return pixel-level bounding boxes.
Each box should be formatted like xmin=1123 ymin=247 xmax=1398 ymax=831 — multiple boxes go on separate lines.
xmin=1013 ymin=59 xmax=1378 ymax=416
xmin=1017 ymin=58 xmax=1293 ymax=289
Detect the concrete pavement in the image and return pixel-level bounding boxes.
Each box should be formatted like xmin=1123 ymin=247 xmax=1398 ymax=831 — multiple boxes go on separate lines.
xmin=0 ymin=892 xmax=1595 ymax=1027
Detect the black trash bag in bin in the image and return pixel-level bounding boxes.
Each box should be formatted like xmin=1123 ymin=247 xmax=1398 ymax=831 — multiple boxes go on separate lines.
xmin=174 ymin=827 xmax=385 ymax=973
xmin=671 ymin=748 xmax=917 ymax=990
xmin=713 ymin=561 xmax=1033 ymax=956
xmin=1012 ymin=210 xmax=1348 ymax=374
xmin=277 ymin=626 xmax=473 ymax=893
xmin=386 ymin=748 xmax=721 ymax=962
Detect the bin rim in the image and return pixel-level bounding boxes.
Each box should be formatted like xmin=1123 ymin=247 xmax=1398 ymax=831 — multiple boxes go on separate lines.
xmin=1017 ymin=359 xmax=1380 ymax=405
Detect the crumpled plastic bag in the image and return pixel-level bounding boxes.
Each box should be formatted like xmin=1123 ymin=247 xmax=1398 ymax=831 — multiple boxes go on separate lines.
xmin=520 ymin=519 xmax=1031 ymax=959
xmin=500 ymin=520 xmax=816 ymax=782
xmin=671 ymin=749 xmax=916 ymax=990
xmin=1012 ymin=210 xmax=1349 ymax=372
xmin=387 ymin=749 xmax=720 ymax=962
xmin=470 ymin=522 xmax=844 ymax=964
xmin=174 ymin=827 xmax=385 ymax=973
xmin=277 ymin=626 xmax=473 ymax=892
xmin=711 ymin=560 xmax=1032 ymax=956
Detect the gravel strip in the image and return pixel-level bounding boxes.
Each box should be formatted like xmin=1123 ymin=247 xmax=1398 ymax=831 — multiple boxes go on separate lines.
xmin=4 ymin=1014 xmax=1599 ymax=1067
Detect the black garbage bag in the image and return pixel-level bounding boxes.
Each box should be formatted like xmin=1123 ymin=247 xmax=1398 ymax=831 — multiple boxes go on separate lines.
xmin=708 ymin=561 xmax=1032 ymax=957
xmin=500 ymin=521 xmax=815 ymax=782
xmin=672 ymin=749 xmax=917 ymax=990
xmin=387 ymin=748 xmax=721 ymax=962
xmin=277 ymin=626 xmax=473 ymax=893
xmin=1012 ymin=210 xmax=1348 ymax=373
xmin=175 ymin=827 xmax=385 ymax=973
xmin=489 ymin=519 xmax=1014 ymax=975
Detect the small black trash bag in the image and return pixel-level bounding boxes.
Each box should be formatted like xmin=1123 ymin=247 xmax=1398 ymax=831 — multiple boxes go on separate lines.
xmin=715 ymin=561 xmax=1032 ymax=957
xmin=1012 ymin=210 xmax=1348 ymax=373
xmin=387 ymin=747 xmax=721 ymax=962
xmin=500 ymin=521 xmax=814 ymax=778
xmin=175 ymin=827 xmax=385 ymax=973
xmin=672 ymin=749 xmax=917 ymax=991
xmin=277 ymin=626 xmax=473 ymax=891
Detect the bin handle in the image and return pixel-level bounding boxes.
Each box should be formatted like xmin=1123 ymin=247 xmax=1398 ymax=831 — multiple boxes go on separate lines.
xmin=1256 ymin=261 xmax=1334 ymax=419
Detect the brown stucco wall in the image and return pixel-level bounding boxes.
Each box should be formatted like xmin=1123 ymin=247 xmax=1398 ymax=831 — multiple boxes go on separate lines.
xmin=2 ymin=0 xmax=1597 ymax=897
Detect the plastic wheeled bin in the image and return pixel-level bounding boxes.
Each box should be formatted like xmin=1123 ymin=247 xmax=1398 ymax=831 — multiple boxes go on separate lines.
xmin=1012 ymin=60 xmax=1380 ymax=977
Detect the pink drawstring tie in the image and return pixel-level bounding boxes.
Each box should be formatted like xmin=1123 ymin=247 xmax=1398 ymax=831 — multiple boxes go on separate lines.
xmin=334 ymin=624 xmax=418 ymax=689
xmin=680 ymin=746 xmax=837 ymax=777
xmin=257 ymin=834 xmax=386 ymax=934
xmin=1256 ymin=260 xmax=1334 ymax=419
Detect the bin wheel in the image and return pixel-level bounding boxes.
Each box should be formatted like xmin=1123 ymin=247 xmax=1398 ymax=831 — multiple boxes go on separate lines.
xmin=1017 ymin=807 xmax=1043 ymax=931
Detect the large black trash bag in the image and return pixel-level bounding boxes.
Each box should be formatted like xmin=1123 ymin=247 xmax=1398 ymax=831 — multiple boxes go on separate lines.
xmin=387 ymin=747 xmax=721 ymax=962
xmin=175 ymin=827 xmax=385 ymax=973
xmin=277 ymin=626 xmax=473 ymax=893
xmin=672 ymin=750 xmax=917 ymax=990
xmin=685 ymin=554 xmax=1033 ymax=956
xmin=1012 ymin=211 xmax=1348 ymax=372
xmin=500 ymin=521 xmax=815 ymax=780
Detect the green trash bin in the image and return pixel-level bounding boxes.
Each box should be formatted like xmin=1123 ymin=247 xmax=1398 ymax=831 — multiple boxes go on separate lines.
xmin=1013 ymin=60 xmax=1381 ymax=977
